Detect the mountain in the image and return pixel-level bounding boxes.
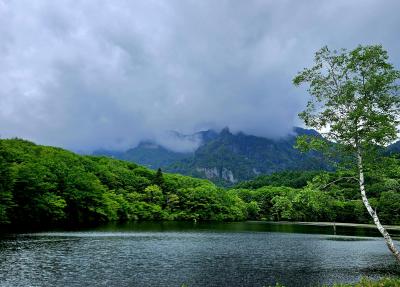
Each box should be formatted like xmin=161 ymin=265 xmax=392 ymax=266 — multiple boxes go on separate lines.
xmin=124 ymin=142 xmax=189 ymax=168
xmin=388 ymin=140 xmax=400 ymax=154
xmin=165 ymin=127 xmax=327 ymax=185
xmin=94 ymin=127 xmax=328 ymax=186
xmin=93 ymin=130 xmax=218 ymax=169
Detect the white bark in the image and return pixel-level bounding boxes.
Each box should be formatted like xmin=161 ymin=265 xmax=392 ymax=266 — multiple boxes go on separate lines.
xmin=357 ymin=147 xmax=400 ymax=262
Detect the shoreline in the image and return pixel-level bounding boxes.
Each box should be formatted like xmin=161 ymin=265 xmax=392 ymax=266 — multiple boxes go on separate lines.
xmin=3 ymin=220 xmax=400 ymax=234
xmin=265 ymin=221 xmax=400 ymax=231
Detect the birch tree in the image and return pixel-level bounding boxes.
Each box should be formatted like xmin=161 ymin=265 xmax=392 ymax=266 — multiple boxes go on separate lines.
xmin=293 ymin=45 xmax=400 ymax=261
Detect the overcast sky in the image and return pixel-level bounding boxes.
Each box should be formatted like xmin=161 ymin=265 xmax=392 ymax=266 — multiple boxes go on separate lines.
xmin=1 ymin=0 xmax=399 ymax=152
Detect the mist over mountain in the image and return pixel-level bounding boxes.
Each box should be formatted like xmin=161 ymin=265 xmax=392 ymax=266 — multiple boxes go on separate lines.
xmin=93 ymin=130 xmax=219 ymax=166
xmin=94 ymin=127 xmax=328 ymax=186
xmin=2 ymin=1 xmax=400 ymax=152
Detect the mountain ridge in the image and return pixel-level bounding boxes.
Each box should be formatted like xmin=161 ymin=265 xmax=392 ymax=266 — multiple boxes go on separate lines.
xmin=94 ymin=127 xmax=329 ymax=186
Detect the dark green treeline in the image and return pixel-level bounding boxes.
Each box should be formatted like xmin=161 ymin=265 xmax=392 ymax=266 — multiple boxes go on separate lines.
xmin=1 ymin=139 xmax=400 ymax=228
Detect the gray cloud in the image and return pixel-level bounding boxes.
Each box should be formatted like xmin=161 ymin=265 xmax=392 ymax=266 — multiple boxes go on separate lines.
xmin=0 ymin=0 xmax=399 ymax=152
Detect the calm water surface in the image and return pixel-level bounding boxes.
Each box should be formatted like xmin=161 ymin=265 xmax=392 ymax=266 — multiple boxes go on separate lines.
xmin=1 ymin=222 xmax=400 ymax=287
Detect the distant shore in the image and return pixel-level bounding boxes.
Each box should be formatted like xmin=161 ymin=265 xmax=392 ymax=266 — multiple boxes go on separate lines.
xmin=267 ymin=221 xmax=400 ymax=231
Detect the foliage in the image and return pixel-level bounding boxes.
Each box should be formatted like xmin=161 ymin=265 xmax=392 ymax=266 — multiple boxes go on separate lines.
xmin=0 ymin=139 xmax=247 ymax=228
xmin=233 ymin=185 xmax=336 ymax=222
xmin=0 ymin=145 xmax=14 ymax=224
xmin=235 ymin=170 xmax=322 ymax=189
xmin=1 ymin=138 xmax=400 ymax=228
xmin=231 ymin=162 xmax=400 ymax=224
xmin=294 ymin=45 xmax=400 ymax=173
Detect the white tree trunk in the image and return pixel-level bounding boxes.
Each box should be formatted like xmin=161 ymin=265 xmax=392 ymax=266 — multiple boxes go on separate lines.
xmin=357 ymin=147 xmax=400 ymax=262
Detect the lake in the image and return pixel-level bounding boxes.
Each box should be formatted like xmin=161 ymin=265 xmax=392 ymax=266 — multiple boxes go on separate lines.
xmin=1 ymin=222 xmax=400 ymax=287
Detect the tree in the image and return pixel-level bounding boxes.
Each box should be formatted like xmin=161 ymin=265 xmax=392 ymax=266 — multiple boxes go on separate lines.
xmin=144 ymin=184 xmax=164 ymax=205
xmin=0 ymin=146 xmax=14 ymax=224
xmin=153 ymin=168 xmax=165 ymax=190
xmin=294 ymin=45 xmax=400 ymax=261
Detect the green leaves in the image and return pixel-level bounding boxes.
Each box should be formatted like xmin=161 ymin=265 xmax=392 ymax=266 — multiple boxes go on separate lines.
xmin=295 ymin=135 xmax=328 ymax=153
xmin=0 ymin=145 xmax=14 ymax=224
xmin=2 ymin=136 xmax=400 ymax=227
xmin=294 ymin=45 xmax=400 ymax=168
xmin=0 ymin=138 xmax=251 ymax=227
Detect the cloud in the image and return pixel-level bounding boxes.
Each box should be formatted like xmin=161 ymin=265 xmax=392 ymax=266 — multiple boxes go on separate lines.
xmin=0 ymin=0 xmax=399 ymax=152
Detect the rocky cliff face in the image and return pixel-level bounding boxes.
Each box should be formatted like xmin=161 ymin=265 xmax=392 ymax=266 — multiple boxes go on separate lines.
xmin=196 ymin=167 xmax=237 ymax=183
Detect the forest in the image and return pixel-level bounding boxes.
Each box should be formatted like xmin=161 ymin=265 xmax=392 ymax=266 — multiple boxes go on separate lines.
xmin=1 ymin=138 xmax=400 ymax=229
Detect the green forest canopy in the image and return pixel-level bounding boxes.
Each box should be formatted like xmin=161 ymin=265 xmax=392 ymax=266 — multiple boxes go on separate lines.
xmin=1 ymin=138 xmax=400 ymax=228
